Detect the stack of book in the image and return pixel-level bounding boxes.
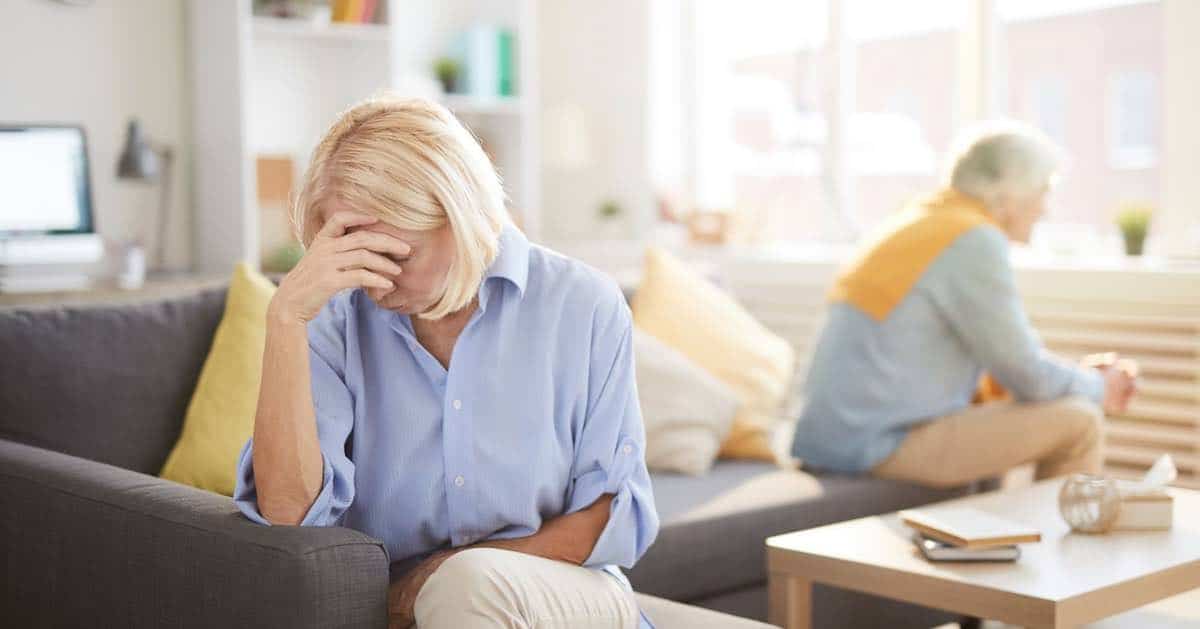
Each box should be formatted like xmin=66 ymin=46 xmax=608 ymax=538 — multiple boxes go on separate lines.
xmin=900 ymin=507 xmax=1041 ymax=563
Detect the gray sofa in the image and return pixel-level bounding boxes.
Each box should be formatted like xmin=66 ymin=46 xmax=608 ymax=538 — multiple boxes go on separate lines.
xmin=0 ymin=285 xmax=971 ymax=628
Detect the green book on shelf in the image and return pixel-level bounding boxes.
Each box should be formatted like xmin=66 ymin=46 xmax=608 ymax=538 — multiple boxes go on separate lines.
xmin=498 ymin=29 xmax=515 ymax=97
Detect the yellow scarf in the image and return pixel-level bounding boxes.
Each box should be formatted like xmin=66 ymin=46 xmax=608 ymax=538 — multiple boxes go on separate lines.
xmin=828 ymin=188 xmax=1000 ymax=322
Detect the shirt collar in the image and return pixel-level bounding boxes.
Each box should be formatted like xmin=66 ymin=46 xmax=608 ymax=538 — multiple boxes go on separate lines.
xmin=924 ymin=187 xmax=1000 ymax=227
xmin=478 ymin=222 xmax=530 ymax=311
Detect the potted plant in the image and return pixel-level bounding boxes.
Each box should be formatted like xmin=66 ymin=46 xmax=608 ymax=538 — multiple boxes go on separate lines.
xmin=596 ymin=199 xmax=626 ymax=239
xmin=598 ymin=199 xmax=622 ymax=221
xmin=1115 ymin=204 xmax=1153 ymax=256
xmin=433 ymin=57 xmax=461 ymax=94
xmin=263 ymin=242 xmax=305 ymax=274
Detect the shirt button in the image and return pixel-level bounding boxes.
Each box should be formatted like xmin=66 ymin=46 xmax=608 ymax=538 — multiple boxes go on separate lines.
xmin=623 ymin=444 xmax=633 ymax=455
xmin=452 ymin=399 xmax=462 ymax=410
xmin=454 ymin=475 xmax=465 ymax=487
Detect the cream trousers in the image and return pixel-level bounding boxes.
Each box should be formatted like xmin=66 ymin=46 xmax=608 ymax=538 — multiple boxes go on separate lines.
xmin=413 ymin=548 xmax=639 ymax=629
xmin=872 ymin=396 xmax=1105 ymax=488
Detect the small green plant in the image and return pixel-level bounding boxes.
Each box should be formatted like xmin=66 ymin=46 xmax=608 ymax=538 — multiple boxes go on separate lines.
xmin=263 ymin=242 xmax=305 ymax=273
xmin=1115 ymin=204 xmax=1153 ymax=256
xmin=433 ymin=57 xmax=461 ymax=94
xmin=597 ymin=199 xmax=622 ymax=220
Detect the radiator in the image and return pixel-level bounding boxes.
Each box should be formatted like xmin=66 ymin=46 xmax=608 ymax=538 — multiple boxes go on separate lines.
xmin=562 ymin=241 xmax=1200 ymax=487
xmin=716 ymin=255 xmax=1200 ymax=488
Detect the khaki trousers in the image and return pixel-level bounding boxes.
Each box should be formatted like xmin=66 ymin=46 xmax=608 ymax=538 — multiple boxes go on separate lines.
xmin=413 ymin=548 xmax=639 ymax=629
xmin=872 ymin=396 xmax=1104 ymax=488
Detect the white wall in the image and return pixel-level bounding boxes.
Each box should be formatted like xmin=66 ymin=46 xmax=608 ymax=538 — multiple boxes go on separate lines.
xmin=538 ymin=0 xmax=652 ymax=244
xmin=0 ymin=0 xmax=192 ymax=269
xmin=1164 ymin=0 xmax=1200 ymax=256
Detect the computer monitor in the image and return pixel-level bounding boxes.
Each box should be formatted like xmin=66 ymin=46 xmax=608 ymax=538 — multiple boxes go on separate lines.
xmin=0 ymin=124 xmax=96 ymax=236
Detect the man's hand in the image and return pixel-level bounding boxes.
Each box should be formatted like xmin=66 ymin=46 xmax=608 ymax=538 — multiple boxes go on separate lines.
xmin=1084 ymin=353 xmax=1138 ymax=414
xmin=388 ymin=550 xmax=457 ymax=629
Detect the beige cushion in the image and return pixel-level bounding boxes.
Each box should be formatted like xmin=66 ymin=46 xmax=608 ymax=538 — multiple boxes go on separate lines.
xmin=634 ymin=328 xmax=739 ymax=475
xmin=632 ymin=247 xmax=795 ymax=462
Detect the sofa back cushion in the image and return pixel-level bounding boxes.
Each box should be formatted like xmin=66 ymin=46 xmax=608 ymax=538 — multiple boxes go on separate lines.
xmin=0 ymin=288 xmax=226 ymax=474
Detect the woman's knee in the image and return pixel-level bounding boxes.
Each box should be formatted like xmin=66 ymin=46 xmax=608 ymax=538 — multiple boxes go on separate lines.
xmin=414 ymin=548 xmax=525 ymax=627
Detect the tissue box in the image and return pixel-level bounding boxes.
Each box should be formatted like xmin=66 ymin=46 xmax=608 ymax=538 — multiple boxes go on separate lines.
xmin=1113 ymin=492 xmax=1174 ymax=530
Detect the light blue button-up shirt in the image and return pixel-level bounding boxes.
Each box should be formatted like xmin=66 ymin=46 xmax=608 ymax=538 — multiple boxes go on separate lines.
xmin=792 ymin=225 xmax=1105 ymax=472
xmin=234 ymin=224 xmax=659 ymax=623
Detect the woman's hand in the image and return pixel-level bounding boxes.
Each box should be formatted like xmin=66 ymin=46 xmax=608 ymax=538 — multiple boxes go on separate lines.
xmin=385 ymin=494 xmax=615 ymax=627
xmin=388 ymin=550 xmax=457 ymax=629
xmin=269 ymin=211 xmax=411 ymax=325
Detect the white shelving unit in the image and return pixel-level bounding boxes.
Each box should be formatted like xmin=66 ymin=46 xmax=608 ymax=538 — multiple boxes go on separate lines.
xmin=187 ymin=0 xmax=541 ymax=273
xmin=250 ymin=16 xmax=391 ymax=42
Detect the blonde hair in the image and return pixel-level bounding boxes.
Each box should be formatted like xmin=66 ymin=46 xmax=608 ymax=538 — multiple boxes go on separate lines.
xmin=944 ymin=120 xmax=1062 ymax=211
xmin=293 ymin=94 xmax=509 ymax=320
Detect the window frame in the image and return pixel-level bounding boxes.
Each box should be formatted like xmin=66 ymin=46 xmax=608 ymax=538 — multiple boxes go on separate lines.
xmin=678 ymin=0 xmax=1195 ymax=258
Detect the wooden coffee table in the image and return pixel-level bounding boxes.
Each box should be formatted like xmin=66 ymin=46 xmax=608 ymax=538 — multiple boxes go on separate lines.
xmin=767 ymin=479 xmax=1200 ymax=628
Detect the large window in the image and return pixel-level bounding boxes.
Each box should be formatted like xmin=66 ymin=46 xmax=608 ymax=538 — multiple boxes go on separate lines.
xmin=672 ymin=0 xmax=1171 ymax=254
xmin=847 ymin=1 xmax=963 ymax=235
xmin=999 ymin=0 xmax=1164 ymax=254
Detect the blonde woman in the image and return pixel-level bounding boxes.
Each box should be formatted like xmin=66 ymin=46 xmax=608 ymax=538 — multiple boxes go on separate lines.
xmin=791 ymin=122 xmax=1138 ymax=487
xmin=233 ymin=96 xmax=658 ymax=629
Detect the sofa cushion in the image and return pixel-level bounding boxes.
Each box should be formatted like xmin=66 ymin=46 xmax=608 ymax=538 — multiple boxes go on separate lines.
xmin=632 ymin=247 xmax=795 ymax=463
xmin=0 ymin=289 xmax=226 ymax=474
xmin=634 ymin=327 xmax=739 ymax=475
xmin=159 ymin=265 xmax=276 ymax=495
xmin=628 ymin=461 xmax=969 ymax=602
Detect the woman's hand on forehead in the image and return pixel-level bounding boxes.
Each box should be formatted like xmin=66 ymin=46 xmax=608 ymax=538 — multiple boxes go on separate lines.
xmin=269 ymin=210 xmax=409 ymax=323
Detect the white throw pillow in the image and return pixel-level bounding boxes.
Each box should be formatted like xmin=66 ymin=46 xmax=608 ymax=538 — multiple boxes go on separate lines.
xmin=633 ymin=327 xmax=740 ymax=475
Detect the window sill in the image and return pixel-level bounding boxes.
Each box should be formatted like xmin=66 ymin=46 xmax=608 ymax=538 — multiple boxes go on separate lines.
xmin=554 ymin=237 xmax=1200 ymax=291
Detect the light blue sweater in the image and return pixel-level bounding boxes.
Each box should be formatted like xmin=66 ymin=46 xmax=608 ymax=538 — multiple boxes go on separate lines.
xmin=790 ymin=224 xmax=1105 ymax=472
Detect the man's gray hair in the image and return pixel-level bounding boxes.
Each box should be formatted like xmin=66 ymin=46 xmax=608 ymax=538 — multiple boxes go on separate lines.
xmin=943 ymin=120 xmax=1062 ymax=209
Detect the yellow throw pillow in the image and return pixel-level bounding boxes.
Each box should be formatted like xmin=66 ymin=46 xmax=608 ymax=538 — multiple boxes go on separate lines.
xmin=632 ymin=247 xmax=795 ymax=462
xmin=159 ymin=263 xmax=275 ymax=495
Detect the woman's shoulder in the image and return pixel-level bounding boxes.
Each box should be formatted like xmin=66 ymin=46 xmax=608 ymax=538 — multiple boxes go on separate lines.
xmin=524 ymin=243 xmax=629 ymax=317
xmin=309 ymin=288 xmax=374 ymax=337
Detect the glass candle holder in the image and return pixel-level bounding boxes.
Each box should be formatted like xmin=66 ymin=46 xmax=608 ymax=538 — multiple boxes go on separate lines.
xmin=1058 ymin=473 xmax=1121 ymax=533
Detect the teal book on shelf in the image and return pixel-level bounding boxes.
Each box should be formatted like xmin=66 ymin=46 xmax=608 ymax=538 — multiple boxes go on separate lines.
xmin=455 ymin=25 xmax=517 ymax=98
xmin=498 ymin=29 xmax=514 ymax=97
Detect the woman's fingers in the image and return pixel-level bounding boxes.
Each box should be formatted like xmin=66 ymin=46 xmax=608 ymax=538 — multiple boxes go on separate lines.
xmin=338 ymin=268 xmax=394 ymax=291
xmin=316 ymin=211 xmax=379 ymax=240
xmin=334 ymin=230 xmax=412 ymax=258
xmin=364 ymin=285 xmax=394 ymax=302
xmin=334 ymin=249 xmax=404 ymax=276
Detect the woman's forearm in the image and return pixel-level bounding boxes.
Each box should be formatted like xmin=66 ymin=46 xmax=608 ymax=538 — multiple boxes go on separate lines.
xmin=250 ymin=312 xmax=325 ymax=525
xmin=475 ymin=494 xmax=614 ymax=565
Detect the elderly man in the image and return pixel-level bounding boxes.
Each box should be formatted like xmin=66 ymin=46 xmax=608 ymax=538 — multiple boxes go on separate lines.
xmin=791 ymin=122 xmax=1138 ymax=488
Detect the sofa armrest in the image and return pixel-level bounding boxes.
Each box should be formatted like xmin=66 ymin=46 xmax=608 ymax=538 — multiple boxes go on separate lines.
xmin=0 ymin=438 xmax=389 ymax=629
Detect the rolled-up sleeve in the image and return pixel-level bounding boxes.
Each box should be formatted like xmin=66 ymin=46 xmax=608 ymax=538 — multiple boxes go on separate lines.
xmin=566 ymin=294 xmax=660 ymax=569
xmin=232 ymin=298 xmax=357 ymax=527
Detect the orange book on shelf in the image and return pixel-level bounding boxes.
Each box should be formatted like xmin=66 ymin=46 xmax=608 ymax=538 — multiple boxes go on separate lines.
xmin=348 ymin=0 xmax=365 ymax=23
xmin=330 ymin=0 xmax=348 ymax=22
